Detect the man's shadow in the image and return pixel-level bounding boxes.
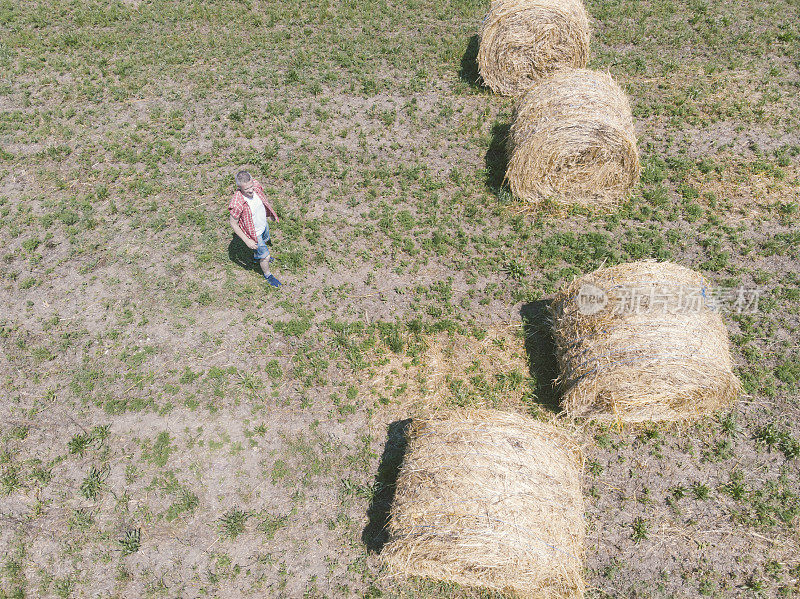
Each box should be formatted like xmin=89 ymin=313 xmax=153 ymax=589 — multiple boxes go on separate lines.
xmin=520 ymin=300 xmax=562 ymax=413
xmin=228 ymin=235 xmax=274 ymax=273
xmin=485 ymin=122 xmax=511 ymax=196
xmin=362 ymin=419 xmax=412 ymax=553
xmin=228 ymin=235 xmax=253 ymax=270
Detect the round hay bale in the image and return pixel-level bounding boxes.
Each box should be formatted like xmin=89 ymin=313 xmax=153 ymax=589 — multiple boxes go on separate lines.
xmin=506 ymin=68 xmax=640 ymax=207
xmin=382 ymin=409 xmax=586 ymax=598
xmin=551 ymin=261 xmax=742 ymax=423
xmin=478 ymin=0 xmax=590 ymax=96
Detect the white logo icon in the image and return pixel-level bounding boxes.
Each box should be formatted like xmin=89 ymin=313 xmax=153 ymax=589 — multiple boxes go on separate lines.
xmin=576 ymin=284 xmax=608 ymax=315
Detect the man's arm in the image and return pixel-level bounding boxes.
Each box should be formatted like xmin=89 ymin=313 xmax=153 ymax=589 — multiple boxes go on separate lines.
xmin=230 ymin=214 xmax=257 ymax=249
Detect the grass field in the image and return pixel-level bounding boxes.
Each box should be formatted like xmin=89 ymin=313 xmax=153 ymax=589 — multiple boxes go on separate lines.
xmin=1 ymin=0 xmax=799 ymax=597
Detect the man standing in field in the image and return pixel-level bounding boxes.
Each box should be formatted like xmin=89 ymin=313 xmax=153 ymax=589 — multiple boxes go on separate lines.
xmin=229 ymin=170 xmax=282 ymax=287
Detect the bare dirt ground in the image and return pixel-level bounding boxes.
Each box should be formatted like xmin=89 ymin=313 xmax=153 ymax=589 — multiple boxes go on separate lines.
xmin=0 ymin=0 xmax=799 ymax=597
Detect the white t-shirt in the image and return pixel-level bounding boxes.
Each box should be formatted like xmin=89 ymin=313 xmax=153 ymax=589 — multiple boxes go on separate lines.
xmin=244 ymin=192 xmax=267 ymax=237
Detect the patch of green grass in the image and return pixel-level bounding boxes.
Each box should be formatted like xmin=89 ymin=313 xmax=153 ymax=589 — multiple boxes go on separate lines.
xmin=631 ymin=517 xmax=649 ymax=543
xmin=142 ymin=432 xmax=173 ymax=467
xmin=271 ymin=460 xmax=291 ymax=484
xmin=218 ymin=508 xmax=249 ymax=540
xmin=721 ymin=470 xmax=747 ymax=500
xmin=273 ymin=317 xmax=312 ymax=337
xmin=164 ymin=489 xmax=199 ymax=521
xmin=118 ymin=528 xmax=141 ymax=556
xmin=755 ymin=423 xmax=800 ymax=459
xmin=256 ymin=513 xmax=288 ymax=539
xmin=691 ymin=482 xmax=711 ymax=500
xmin=80 ymin=465 xmax=108 ymax=500
xmin=0 ymin=464 xmax=22 ymax=496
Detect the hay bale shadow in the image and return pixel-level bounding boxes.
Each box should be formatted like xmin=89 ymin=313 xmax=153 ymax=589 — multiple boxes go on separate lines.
xmin=228 ymin=235 xmax=254 ymax=270
xmin=362 ymin=418 xmax=412 ymax=553
xmin=485 ymin=122 xmax=511 ymax=195
xmin=520 ymin=301 xmax=562 ymax=413
xmin=459 ymin=34 xmax=482 ymax=86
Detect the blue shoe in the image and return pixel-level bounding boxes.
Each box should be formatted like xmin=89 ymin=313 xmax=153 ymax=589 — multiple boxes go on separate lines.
xmin=264 ymin=274 xmax=282 ymax=287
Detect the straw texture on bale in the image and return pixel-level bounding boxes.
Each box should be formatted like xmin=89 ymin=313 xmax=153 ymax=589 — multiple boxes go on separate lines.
xmin=382 ymin=409 xmax=585 ymax=599
xmin=506 ymin=68 xmax=640 ymax=207
xmin=478 ymin=0 xmax=590 ymax=96
xmin=551 ymin=261 xmax=742 ymax=423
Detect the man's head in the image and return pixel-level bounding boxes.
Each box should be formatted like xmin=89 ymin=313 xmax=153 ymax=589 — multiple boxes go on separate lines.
xmin=236 ymin=170 xmax=254 ymax=195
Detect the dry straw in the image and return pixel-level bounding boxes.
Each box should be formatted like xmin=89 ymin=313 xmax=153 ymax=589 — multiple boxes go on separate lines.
xmin=478 ymin=0 xmax=590 ymax=96
xmin=551 ymin=261 xmax=742 ymax=423
xmin=425 ymin=325 xmax=530 ymax=409
xmin=382 ymin=409 xmax=586 ymax=599
xmin=506 ymin=68 xmax=640 ymax=207
xmin=360 ymin=326 xmax=531 ymax=413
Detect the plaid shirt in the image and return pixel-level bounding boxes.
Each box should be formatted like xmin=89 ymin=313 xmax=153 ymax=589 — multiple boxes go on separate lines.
xmin=228 ymin=180 xmax=279 ymax=242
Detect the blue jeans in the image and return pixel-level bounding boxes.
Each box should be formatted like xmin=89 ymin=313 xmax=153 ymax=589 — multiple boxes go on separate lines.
xmin=253 ymin=225 xmax=271 ymax=261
